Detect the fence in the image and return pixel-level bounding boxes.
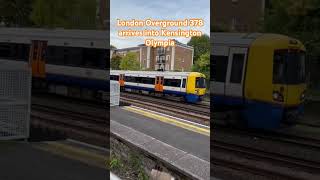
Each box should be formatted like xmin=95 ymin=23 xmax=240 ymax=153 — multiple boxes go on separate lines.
xmin=110 ymin=80 xmax=120 ymax=106
xmin=0 ymin=60 xmax=31 ymax=140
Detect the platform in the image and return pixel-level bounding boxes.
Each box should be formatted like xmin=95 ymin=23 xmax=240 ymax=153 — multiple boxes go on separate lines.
xmin=0 ymin=140 xmax=107 ymax=180
xmin=111 ymin=105 xmax=210 ymax=161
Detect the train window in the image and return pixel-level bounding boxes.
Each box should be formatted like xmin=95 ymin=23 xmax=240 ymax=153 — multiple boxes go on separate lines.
xmin=46 ymin=46 xmax=65 ymax=65
xmin=212 ymin=55 xmax=228 ymax=82
xmin=164 ymin=79 xmax=181 ymax=87
xmin=273 ymin=50 xmax=306 ymax=84
xmin=110 ymin=75 xmax=119 ymax=81
xmin=46 ymin=46 xmax=107 ymax=69
xmin=273 ymin=50 xmax=286 ymax=84
xmin=125 ymin=76 xmax=140 ymax=83
xmin=182 ymin=79 xmax=186 ymax=88
xmin=286 ymin=51 xmax=306 ymax=84
xmin=230 ymin=53 xmax=245 ymax=83
xmin=0 ymin=43 xmax=29 ymax=61
xmin=140 ymin=77 xmax=155 ymax=85
xmin=82 ymin=48 xmax=107 ymax=69
xmin=196 ymin=77 xmax=206 ymax=88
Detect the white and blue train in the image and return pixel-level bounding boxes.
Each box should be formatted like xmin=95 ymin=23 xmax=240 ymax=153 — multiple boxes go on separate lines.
xmin=0 ymin=28 xmax=108 ymax=100
xmin=110 ymin=70 xmax=207 ymax=103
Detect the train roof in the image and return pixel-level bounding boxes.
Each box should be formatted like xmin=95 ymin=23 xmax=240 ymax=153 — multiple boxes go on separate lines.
xmin=211 ymin=32 xmax=263 ymax=46
xmin=110 ymin=70 xmax=202 ymax=76
xmin=0 ymin=28 xmax=109 ymax=49
xmin=211 ymin=32 xmax=305 ymax=50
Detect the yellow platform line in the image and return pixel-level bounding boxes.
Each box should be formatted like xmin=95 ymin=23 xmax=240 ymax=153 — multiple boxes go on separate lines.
xmin=123 ymin=106 xmax=210 ymax=136
xmin=32 ymin=141 xmax=108 ymax=169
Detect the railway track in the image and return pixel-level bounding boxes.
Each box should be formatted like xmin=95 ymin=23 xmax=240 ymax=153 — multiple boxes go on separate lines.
xmin=121 ymin=92 xmax=210 ymax=111
xmin=212 ymin=124 xmax=320 ymax=179
xmin=31 ymin=103 xmax=108 ymax=148
xmin=212 ymin=140 xmax=320 ymax=179
xmin=120 ymin=93 xmax=210 ymax=125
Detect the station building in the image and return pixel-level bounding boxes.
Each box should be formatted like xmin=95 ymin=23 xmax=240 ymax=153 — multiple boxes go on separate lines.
xmin=112 ymin=40 xmax=194 ymax=72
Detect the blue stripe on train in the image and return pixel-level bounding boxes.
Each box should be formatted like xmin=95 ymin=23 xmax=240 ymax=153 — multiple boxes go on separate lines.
xmin=43 ymin=74 xmax=202 ymax=103
xmin=124 ymin=85 xmax=201 ymax=103
xmin=45 ymin=73 xmax=108 ymax=91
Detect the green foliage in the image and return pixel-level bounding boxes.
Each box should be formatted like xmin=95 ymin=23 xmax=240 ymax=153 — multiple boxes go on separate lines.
xmin=111 ymin=55 xmax=121 ymax=70
xmin=262 ymin=0 xmax=320 ymax=57
xmin=129 ymin=154 xmax=148 ymax=180
xmin=111 ymin=45 xmax=117 ymax=49
xmin=110 ymin=152 xmax=149 ymax=180
xmin=187 ymin=34 xmax=210 ymax=63
xmin=188 ymin=34 xmax=210 ymax=79
xmin=0 ymin=0 xmax=33 ymax=27
xmin=192 ymin=52 xmax=210 ymax=80
xmin=120 ymin=52 xmax=140 ymax=70
xmin=30 ymin=0 xmax=96 ymax=29
xmin=110 ymin=157 xmax=122 ymax=169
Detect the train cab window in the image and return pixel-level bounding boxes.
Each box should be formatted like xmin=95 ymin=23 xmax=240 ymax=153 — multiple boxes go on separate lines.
xmin=164 ymin=79 xmax=181 ymax=87
xmin=182 ymin=79 xmax=186 ymax=88
xmin=230 ymin=53 xmax=245 ymax=83
xmin=196 ymin=77 xmax=206 ymax=88
xmin=273 ymin=50 xmax=286 ymax=84
xmin=273 ymin=50 xmax=306 ymax=84
xmin=212 ymin=55 xmax=228 ymax=82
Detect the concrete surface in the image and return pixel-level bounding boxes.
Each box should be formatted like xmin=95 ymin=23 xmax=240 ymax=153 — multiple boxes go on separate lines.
xmin=111 ymin=120 xmax=210 ymax=180
xmin=0 ymin=141 xmax=107 ymax=180
xmin=110 ymin=106 xmax=210 ymax=161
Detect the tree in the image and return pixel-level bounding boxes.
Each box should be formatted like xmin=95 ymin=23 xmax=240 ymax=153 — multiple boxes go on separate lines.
xmin=119 ymin=52 xmax=140 ymax=70
xmin=0 ymin=0 xmax=33 ymax=27
xmin=111 ymin=45 xmax=116 ymax=49
xmin=30 ymin=0 xmax=96 ymax=29
xmin=262 ymin=0 xmax=320 ymax=88
xmin=192 ymin=52 xmax=210 ymax=80
xmin=187 ymin=34 xmax=210 ymax=64
xmin=111 ymin=55 xmax=121 ymax=70
xmin=262 ymin=0 xmax=320 ymax=57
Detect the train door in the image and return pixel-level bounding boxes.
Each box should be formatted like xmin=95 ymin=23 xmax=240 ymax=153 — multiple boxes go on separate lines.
xmin=225 ymin=47 xmax=247 ymax=100
xmin=119 ymin=74 xmax=125 ymax=86
xmin=155 ymin=76 xmax=164 ymax=92
xmin=212 ymin=46 xmax=229 ymax=98
xmin=29 ymin=40 xmax=47 ymax=78
xmin=181 ymin=77 xmax=186 ymax=92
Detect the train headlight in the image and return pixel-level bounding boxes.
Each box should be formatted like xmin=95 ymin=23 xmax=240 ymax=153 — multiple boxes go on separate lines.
xmin=273 ymin=91 xmax=284 ymax=102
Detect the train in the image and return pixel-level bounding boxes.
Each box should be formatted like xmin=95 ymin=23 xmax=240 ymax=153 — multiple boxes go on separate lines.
xmin=0 ymin=28 xmax=108 ymax=101
xmin=110 ymin=70 xmax=206 ymax=103
xmin=211 ymin=33 xmax=306 ymax=129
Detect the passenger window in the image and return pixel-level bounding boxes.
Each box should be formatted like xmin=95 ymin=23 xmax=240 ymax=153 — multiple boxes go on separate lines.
xmin=164 ymin=79 xmax=181 ymax=87
xmin=212 ymin=55 xmax=228 ymax=82
xmin=230 ymin=53 xmax=245 ymax=83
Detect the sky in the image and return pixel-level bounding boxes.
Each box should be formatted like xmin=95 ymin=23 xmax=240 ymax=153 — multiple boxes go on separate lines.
xmin=110 ymin=0 xmax=210 ymax=49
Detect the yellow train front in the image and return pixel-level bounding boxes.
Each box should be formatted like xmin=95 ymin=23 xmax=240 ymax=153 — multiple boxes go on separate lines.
xmin=212 ymin=33 xmax=306 ymax=129
xmin=110 ymin=71 xmax=206 ymax=103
